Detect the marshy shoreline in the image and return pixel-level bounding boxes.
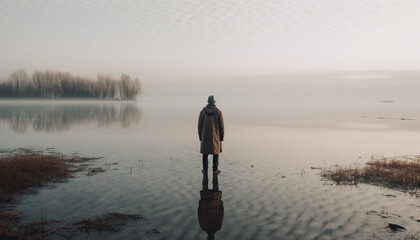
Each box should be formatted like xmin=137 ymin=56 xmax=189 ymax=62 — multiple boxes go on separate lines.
xmin=0 ymin=149 xmax=145 ymax=240
xmin=1 ymin=148 xmax=419 ymax=239
xmin=321 ymin=155 xmax=420 ymax=195
xmin=319 ymin=155 xmax=420 ymax=238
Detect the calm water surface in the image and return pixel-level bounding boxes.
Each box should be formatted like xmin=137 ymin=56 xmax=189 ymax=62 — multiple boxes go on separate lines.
xmin=0 ymin=100 xmax=419 ymax=239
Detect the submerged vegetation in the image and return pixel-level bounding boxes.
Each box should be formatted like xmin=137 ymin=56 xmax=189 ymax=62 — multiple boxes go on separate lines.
xmin=322 ymin=155 xmax=420 ymax=190
xmin=0 ymin=150 xmax=103 ymax=239
xmin=0 ymin=154 xmax=69 ymax=202
xmin=74 ymin=213 xmax=143 ymax=232
xmin=0 ymin=69 xmax=142 ymax=100
xmin=0 ymin=152 xmax=70 ymax=239
xmin=0 ymin=149 xmax=105 ymax=202
xmin=0 ymin=150 xmax=145 ymax=239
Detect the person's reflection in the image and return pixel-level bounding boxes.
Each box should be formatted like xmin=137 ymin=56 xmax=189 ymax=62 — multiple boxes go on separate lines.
xmin=198 ymin=172 xmax=224 ymax=240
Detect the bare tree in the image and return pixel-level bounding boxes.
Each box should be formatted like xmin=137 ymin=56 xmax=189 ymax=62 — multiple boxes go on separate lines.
xmin=0 ymin=69 xmax=142 ymax=100
xmin=8 ymin=69 xmax=30 ymax=95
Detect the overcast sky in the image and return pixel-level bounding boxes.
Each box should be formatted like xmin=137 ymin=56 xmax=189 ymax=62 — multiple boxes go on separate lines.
xmin=1 ymin=0 xmax=420 ymax=80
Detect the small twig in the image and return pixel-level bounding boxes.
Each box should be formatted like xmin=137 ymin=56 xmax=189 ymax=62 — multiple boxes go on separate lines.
xmin=366 ymin=224 xmax=376 ymax=238
xmin=32 ymin=229 xmax=57 ymax=238
xmin=301 ymin=164 xmax=306 ymax=175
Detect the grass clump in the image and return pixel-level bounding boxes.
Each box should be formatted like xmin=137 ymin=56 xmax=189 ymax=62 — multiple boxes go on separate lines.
xmin=0 ymin=151 xmax=102 ymax=239
xmin=0 ymin=153 xmax=70 ymax=239
xmin=74 ymin=213 xmax=143 ymax=232
xmin=322 ymin=156 xmax=420 ymax=190
xmin=0 ymin=154 xmax=69 ymax=202
xmin=0 ymin=216 xmax=54 ymax=240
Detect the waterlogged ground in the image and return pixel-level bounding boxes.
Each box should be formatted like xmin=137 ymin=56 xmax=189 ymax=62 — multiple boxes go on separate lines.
xmin=0 ymin=100 xmax=419 ymax=239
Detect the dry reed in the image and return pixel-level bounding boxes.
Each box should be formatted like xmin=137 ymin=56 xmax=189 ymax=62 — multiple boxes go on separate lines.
xmin=0 ymin=153 xmax=70 ymax=239
xmin=322 ymin=157 xmax=420 ymax=189
xmin=0 ymin=212 xmax=53 ymax=240
xmin=0 ymin=154 xmax=69 ymax=202
xmin=74 ymin=213 xmax=143 ymax=232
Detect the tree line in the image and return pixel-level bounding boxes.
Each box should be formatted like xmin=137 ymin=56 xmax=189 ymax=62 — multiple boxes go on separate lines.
xmin=0 ymin=69 xmax=142 ymax=100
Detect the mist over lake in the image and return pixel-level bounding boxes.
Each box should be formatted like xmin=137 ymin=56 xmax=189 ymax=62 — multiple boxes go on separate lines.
xmin=1 ymin=72 xmax=419 ymax=239
xmin=2 ymin=0 xmax=420 ymax=239
xmin=143 ymin=71 xmax=420 ymax=102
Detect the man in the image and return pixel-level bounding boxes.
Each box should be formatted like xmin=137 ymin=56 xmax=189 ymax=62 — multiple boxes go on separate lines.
xmin=198 ymin=95 xmax=224 ymax=174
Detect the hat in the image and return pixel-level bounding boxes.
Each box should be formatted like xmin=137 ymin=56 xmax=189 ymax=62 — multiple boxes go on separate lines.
xmin=207 ymin=95 xmax=216 ymax=104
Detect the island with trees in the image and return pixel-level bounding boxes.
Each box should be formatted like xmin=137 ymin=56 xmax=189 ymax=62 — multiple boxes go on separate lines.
xmin=0 ymin=69 xmax=142 ymax=100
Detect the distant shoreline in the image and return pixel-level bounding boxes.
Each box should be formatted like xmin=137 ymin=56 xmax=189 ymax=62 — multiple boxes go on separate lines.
xmin=0 ymin=97 xmax=139 ymax=101
xmin=0 ymin=69 xmax=142 ymax=100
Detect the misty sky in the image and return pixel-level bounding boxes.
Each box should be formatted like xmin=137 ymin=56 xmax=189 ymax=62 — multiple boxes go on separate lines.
xmin=1 ymin=0 xmax=420 ymax=80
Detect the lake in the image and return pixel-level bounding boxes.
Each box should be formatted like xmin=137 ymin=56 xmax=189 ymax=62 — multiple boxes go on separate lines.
xmin=0 ymin=99 xmax=419 ymax=239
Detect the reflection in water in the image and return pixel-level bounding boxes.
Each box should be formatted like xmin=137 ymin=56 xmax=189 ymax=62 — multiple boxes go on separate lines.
xmin=0 ymin=102 xmax=142 ymax=133
xmin=198 ymin=172 xmax=224 ymax=240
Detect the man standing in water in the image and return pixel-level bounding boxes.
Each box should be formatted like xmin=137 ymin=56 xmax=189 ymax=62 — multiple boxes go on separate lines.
xmin=198 ymin=95 xmax=224 ymax=174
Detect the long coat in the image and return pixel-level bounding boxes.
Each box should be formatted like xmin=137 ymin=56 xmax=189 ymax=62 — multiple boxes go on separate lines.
xmin=198 ymin=104 xmax=224 ymax=154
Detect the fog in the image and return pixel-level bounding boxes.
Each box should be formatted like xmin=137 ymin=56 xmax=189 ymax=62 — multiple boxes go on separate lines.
xmin=1 ymin=1 xmax=420 ymax=80
xmin=143 ymin=71 xmax=420 ymax=102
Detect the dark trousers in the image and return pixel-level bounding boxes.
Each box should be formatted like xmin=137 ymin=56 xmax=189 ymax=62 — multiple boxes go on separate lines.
xmin=202 ymin=154 xmax=219 ymax=171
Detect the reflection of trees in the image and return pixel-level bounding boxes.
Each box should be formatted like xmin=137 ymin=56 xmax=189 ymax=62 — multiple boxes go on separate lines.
xmin=0 ymin=103 xmax=142 ymax=133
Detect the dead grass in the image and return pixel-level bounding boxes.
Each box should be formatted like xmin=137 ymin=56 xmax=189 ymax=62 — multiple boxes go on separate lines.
xmin=74 ymin=213 xmax=143 ymax=232
xmin=322 ymin=157 xmax=420 ymax=190
xmin=322 ymin=165 xmax=361 ymax=185
xmin=0 ymin=154 xmax=70 ymax=202
xmin=0 ymin=151 xmax=102 ymax=239
xmin=0 ymin=208 xmax=55 ymax=240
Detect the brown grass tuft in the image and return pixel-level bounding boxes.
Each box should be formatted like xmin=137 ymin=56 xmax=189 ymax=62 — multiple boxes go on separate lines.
xmin=322 ymin=157 xmax=420 ymax=189
xmin=0 ymin=151 xmax=100 ymax=239
xmin=322 ymin=165 xmax=361 ymax=185
xmin=74 ymin=213 xmax=143 ymax=232
xmin=0 ymin=154 xmax=69 ymax=202
xmin=0 ymin=205 xmax=53 ymax=239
